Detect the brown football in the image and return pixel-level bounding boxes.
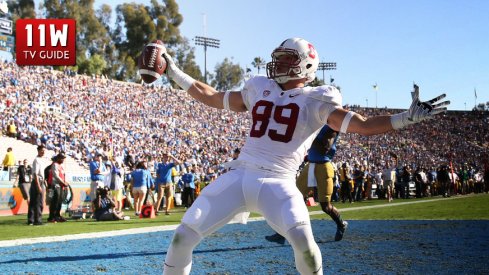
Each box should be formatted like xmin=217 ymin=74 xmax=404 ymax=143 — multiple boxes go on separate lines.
xmin=138 ymin=40 xmax=167 ymax=84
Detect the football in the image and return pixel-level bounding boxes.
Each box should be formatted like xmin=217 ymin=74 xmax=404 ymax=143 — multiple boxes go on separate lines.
xmin=138 ymin=40 xmax=167 ymax=84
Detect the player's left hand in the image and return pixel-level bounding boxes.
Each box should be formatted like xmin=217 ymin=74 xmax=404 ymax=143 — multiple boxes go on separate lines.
xmin=407 ymin=84 xmax=450 ymax=123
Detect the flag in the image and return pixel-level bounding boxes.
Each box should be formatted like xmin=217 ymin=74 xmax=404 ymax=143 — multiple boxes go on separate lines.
xmin=372 ymin=83 xmax=378 ymax=91
xmin=474 ymin=88 xmax=477 ymax=99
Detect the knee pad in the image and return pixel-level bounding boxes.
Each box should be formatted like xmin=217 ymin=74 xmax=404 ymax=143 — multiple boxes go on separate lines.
xmin=286 ymin=225 xmax=323 ymax=274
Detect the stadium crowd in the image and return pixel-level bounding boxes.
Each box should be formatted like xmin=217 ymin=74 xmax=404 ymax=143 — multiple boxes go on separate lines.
xmin=1 ymin=60 xmax=488 ymax=200
xmin=0 ymin=61 xmax=248 ymax=179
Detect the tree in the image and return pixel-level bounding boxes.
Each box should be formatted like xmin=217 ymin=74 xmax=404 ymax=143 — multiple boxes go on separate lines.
xmin=7 ymin=0 xmax=36 ymax=53
xmin=113 ymin=0 xmax=185 ymax=81
xmin=251 ymin=57 xmax=266 ymax=75
xmin=210 ymin=58 xmax=243 ymax=91
xmin=77 ymin=54 xmax=107 ymax=76
xmin=474 ymin=102 xmax=489 ymax=111
xmin=40 ymin=0 xmax=110 ymax=66
xmin=170 ymin=37 xmax=202 ymax=83
xmin=7 ymin=0 xmax=36 ymax=18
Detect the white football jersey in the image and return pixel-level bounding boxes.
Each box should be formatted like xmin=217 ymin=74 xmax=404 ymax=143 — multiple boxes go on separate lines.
xmin=237 ymin=76 xmax=342 ymax=175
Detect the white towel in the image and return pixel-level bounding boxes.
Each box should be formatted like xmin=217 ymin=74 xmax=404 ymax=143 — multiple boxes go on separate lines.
xmin=307 ymin=163 xmax=317 ymax=187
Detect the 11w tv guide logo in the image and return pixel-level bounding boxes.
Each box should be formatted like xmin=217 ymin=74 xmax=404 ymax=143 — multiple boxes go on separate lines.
xmin=16 ymin=19 xmax=76 ymax=66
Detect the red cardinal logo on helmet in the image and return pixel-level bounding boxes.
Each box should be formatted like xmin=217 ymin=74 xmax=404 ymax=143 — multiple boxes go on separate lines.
xmin=308 ymin=44 xmax=317 ymax=59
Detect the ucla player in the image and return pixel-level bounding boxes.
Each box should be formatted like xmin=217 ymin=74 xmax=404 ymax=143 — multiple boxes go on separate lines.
xmin=265 ymin=125 xmax=347 ymax=245
xmin=161 ymin=38 xmax=449 ymax=274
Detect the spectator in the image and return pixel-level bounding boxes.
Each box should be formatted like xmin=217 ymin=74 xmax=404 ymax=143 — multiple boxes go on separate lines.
xmin=6 ymin=120 xmax=16 ymax=138
xmin=413 ymin=167 xmax=424 ymax=198
xmin=17 ymin=159 xmax=31 ymax=204
xmin=47 ymin=152 xmax=69 ymax=223
xmin=154 ymin=153 xmax=181 ymax=215
xmin=110 ymin=158 xmax=125 ymax=213
xmin=2 ymin=147 xmax=14 ymax=171
xmin=103 ymin=160 xmax=113 ymax=189
xmin=89 ymin=153 xmax=109 ymax=202
xmin=27 ymin=145 xmax=47 ymax=226
xmin=339 ymin=162 xmax=353 ymax=203
xmin=382 ymin=162 xmax=396 ymax=202
xmin=437 ymin=165 xmax=451 ymax=197
xmin=179 ymin=168 xmax=197 ymax=209
xmin=131 ymin=161 xmax=154 ymax=216
xmin=92 ymin=187 xmax=125 ymax=221
xmin=353 ymin=164 xmax=366 ymax=202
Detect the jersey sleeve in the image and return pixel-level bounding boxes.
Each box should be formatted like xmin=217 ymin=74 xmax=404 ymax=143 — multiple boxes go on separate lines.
xmin=240 ymin=76 xmax=261 ymax=111
xmin=307 ymin=85 xmax=343 ymax=124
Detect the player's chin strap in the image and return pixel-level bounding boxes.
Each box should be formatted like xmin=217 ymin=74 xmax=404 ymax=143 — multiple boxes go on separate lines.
xmin=163 ymin=53 xmax=196 ymax=91
xmin=391 ymin=84 xmax=450 ymax=130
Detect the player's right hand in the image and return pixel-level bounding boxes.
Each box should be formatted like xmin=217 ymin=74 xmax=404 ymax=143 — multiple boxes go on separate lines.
xmin=162 ymin=52 xmax=179 ymax=80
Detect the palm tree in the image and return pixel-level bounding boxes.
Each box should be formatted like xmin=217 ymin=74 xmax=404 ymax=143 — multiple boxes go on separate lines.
xmin=251 ymin=57 xmax=266 ymax=75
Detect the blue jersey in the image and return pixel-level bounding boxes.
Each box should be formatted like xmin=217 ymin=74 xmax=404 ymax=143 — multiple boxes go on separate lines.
xmin=307 ymin=125 xmax=339 ymax=163
xmin=181 ymin=173 xmax=196 ymax=189
xmin=131 ymin=169 xmax=154 ymax=188
xmin=89 ymin=161 xmax=106 ymax=182
xmin=155 ymin=162 xmax=175 ymax=185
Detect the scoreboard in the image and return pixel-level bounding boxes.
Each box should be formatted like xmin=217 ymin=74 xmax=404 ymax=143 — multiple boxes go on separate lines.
xmin=0 ymin=33 xmax=14 ymax=53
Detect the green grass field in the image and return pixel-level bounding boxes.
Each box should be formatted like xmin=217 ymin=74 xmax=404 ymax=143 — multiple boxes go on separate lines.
xmin=0 ymin=194 xmax=488 ymax=241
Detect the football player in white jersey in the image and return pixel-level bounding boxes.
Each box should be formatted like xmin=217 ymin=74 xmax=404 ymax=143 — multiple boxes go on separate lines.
xmin=160 ymin=37 xmax=449 ymax=275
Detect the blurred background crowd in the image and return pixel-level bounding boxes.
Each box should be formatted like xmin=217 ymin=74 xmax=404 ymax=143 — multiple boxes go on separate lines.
xmin=1 ymin=61 xmax=488 ymax=201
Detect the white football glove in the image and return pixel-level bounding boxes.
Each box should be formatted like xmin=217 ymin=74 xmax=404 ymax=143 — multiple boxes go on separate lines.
xmin=391 ymin=84 xmax=450 ymax=130
xmin=162 ymin=52 xmax=195 ymax=91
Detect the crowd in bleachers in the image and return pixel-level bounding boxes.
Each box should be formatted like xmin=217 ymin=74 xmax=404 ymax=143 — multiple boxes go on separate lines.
xmin=1 ymin=60 xmax=488 ymax=190
xmin=0 ymin=61 xmax=248 ymax=179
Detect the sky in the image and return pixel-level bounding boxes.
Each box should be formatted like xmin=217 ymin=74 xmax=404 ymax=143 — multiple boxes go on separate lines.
xmin=18 ymin=0 xmax=489 ymax=110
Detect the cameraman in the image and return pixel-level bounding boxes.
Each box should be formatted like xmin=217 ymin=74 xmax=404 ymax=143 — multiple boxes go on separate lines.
xmin=92 ymin=187 xmax=124 ymax=221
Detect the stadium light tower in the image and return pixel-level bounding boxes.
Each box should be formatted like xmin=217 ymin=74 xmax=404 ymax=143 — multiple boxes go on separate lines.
xmin=194 ymin=36 xmax=220 ymax=83
xmin=317 ymin=62 xmax=336 ymax=83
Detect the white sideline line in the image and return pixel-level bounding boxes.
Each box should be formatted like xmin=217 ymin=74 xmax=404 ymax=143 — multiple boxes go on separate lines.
xmin=309 ymin=195 xmax=469 ymax=215
xmin=0 ymin=195 xmax=472 ymax=248
xmin=0 ymin=225 xmax=179 ymax=248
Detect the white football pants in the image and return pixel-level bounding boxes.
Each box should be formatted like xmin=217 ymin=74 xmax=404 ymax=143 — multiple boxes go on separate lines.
xmin=163 ymin=166 xmax=323 ymax=275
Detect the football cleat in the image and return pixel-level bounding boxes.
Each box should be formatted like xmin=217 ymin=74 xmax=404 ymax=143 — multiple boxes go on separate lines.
xmin=335 ymin=221 xmax=348 ymax=241
xmin=265 ymin=232 xmax=286 ymax=245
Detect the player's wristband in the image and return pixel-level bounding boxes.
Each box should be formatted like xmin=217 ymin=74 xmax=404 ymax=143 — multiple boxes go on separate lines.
xmin=167 ymin=67 xmax=196 ymax=91
xmin=390 ymin=111 xmax=414 ymax=130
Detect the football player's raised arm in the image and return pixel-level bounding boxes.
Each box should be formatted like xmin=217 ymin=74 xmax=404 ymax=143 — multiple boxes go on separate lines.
xmin=163 ymin=52 xmax=247 ymax=112
xmin=328 ymin=109 xmax=393 ymax=136
xmin=188 ymin=82 xmax=247 ymax=112
xmin=327 ymin=84 xmax=449 ymax=136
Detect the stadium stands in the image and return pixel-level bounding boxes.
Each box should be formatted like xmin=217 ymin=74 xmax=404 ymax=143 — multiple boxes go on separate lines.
xmin=0 ymin=60 xmax=487 ymax=181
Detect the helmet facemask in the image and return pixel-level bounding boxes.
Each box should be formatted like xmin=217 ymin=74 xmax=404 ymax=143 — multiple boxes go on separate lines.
xmin=267 ymin=49 xmax=303 ymax=84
